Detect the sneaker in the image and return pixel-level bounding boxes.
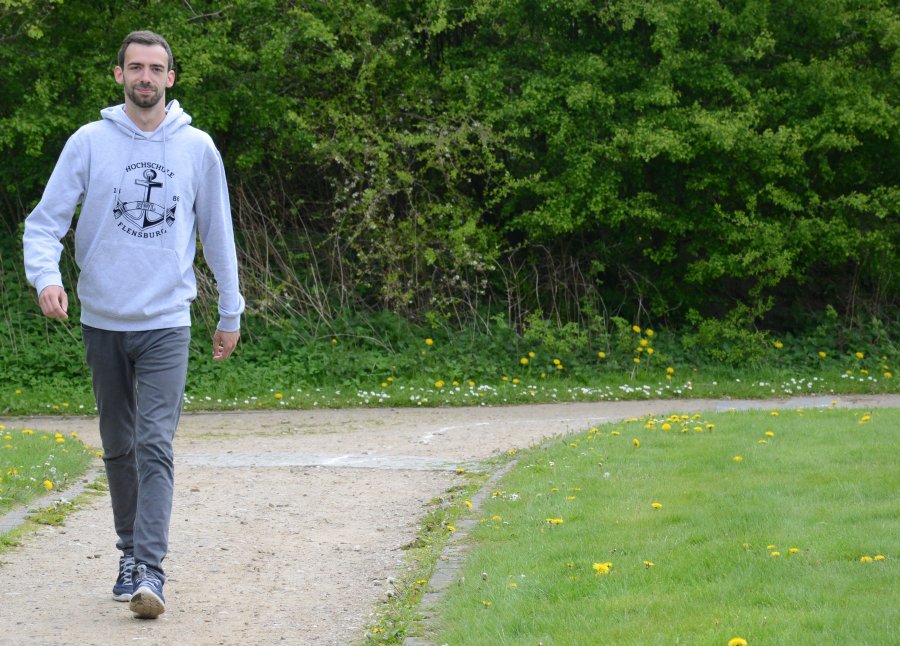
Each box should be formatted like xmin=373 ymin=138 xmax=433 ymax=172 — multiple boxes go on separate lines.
xmin=129 ymin=563 xmax=166 ymax=618
xmin=112 ymin=554 xmax=134 ymax=601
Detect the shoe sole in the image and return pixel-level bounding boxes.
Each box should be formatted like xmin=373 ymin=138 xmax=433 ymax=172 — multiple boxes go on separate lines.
xmin=129 ymin=588 xmax=165 ymax=618
xmin=112 ymin=591 xmax=133 ymax=602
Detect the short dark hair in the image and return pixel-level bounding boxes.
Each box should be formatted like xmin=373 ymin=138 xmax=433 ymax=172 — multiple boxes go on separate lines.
xmin=118 ymin=31 xmax=174 ymax=71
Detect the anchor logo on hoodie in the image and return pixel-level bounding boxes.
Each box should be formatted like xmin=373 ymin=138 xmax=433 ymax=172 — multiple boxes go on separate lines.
xmin=113 ymin=163 xmax=178 ymax=236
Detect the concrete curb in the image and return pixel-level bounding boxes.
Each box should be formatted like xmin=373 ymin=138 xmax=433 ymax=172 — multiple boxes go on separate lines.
xmin=404 ymin=458 xmax=521 ymax=646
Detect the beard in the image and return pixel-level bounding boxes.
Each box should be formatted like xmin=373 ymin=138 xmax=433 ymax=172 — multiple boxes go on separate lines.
xmin=126 ymin=83 xmax=164 ymax=109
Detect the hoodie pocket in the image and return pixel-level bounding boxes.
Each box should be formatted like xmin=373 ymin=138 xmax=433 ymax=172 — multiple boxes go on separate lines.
xmin=78 ymin=240 xmax=187 ymax=321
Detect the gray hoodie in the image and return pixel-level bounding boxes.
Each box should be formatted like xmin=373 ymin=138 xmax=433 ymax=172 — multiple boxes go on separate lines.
xmin=24 ymin=100 xmax=244 ymax=332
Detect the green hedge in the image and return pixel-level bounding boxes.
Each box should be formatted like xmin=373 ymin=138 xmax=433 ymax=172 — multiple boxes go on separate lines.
xmin=2 ymin=0 xmax=897 ymax=332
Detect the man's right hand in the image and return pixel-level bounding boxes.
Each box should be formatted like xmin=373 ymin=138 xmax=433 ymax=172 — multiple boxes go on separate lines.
xmin=38 ymin=285 xmax=69 ymax=319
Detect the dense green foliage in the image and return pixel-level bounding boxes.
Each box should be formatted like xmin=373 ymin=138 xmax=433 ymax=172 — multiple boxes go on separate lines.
xmin=1 ymin=1 xmax=898 ymax=368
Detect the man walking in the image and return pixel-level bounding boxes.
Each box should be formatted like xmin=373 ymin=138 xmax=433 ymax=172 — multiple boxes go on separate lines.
xmin=23 ymin=31 xmax=244 ymax=619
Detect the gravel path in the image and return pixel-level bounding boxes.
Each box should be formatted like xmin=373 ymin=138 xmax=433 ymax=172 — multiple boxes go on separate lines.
xmin=1 ymin=394 xmax=897 ymax=645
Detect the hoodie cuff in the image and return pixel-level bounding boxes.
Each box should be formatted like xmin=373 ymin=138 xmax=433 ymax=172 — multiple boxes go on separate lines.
xmin=217 ymin=314 xmax=241 ymax=333
xmin=35 ymin=273 xmax=64 ymax=296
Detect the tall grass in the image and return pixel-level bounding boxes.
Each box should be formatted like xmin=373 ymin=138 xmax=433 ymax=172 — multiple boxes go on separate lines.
xmin=429 ymin=408 xmax=899 ymax=645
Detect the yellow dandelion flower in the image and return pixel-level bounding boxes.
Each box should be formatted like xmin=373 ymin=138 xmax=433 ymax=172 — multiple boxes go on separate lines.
xmin=381 ymin=382 xmax=388 ymax=388
xmin=15 ymin=389 xmax=22 ymax=394
xmin=425 ymin=338 xmax=434 ymax=346
xmin=770 ymin=551 xmax=781 ymax=557
xmin=646 ymin=347 xmax=655 ymax=355
xmin=643 ymin=560 xmax=654 ymax=568
xmin=464 ymin=500 xmax=473 ymax=509
xmin=0 ymin=425 xmax=4 ymax=430
xmin=55 ymin=437 xmax=65 ymax=444
xmin=632 ymin=325 xmax=641 ymax=333
xmin=767 ymin=545 xmax=777 ymax=550
xmin=491 ymin=515 xmax=502 ymax=522
xmin=446 ymin=524 xmax=456 ymax=532
xmin=545 ymin=518 xmax=564 ymax=525
xmin=435 ymin=380 xmax=445 ymax=388
xmin=598 ymin=351 xmax=606 ymax=359
xmin=874 ymin=555 xmax=886 ymax=561
xmin=886 ymin=372 xmax=893 ymax=378
xmin=818 ymin=351 xmax=827 ymax=358
xmin=592 ymin=562 xmax=612 ymax=575
xmin=555 ymin=364 xmax=564 ymax=370
xmin=610 ymin=430 xmax=620 ymax=436
xmin=455 ymin=467 xmax=465 ymax=474
xmin=43 ymin=480 xmax=54 ymax=491
xmin=860 ymin=555 xmax=873 ymax=563
xmin=765 ymin=431 xmax=774 ymax=437
xmin=520 ymin=357 xmax=529 ymax=366
xmin=330 ymin=337 xmax=337 ymax=344
xmin=758 ymin=439 xmax=767 ymax=444
xmin=639 ymin=338 xmax=649 ymax=347
xmin=855 ymin=351 xmax=864 ymax=359
xmin=651 ymin=502 xmax=663 ymax=510
xmin=728 ymin=639 xmax=748 ymax=646
xmin=512 ymin=378 xmax=520 ymax=384
xmin=733 ymin=455 xmax=743 ymax=462
xmin=553 ymin=358 xmax=561 ymax=366
xmin=774 ymin=341 xmax=784 ymax=349
xmin=633 ymin=438 xmax=640 ymax=448
xmin=274 ymin=393 xmax=283 ymax=399
xmin=645 ymin=328 xmax=655 ymax=337
xmin=468 ymin=380 xmax=475 ymax=387
xmin=481 ymin=600 xmax=492 ymax=607
xmin=789 ymin=547 xmax=799 ymax=554
xmin=661 ymin=423 xmax=671 ymax=431
xmin=633 ymin=357 xmax=641 ymax=364
xmin=666 ymin=366 xmax=675 ymax=374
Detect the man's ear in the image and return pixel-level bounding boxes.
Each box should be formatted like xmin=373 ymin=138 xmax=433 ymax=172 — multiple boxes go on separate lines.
xmin=114 ymin=66 xmax=125 ymax=86
xmin=166 ymin=69 xmax=175 ymax=88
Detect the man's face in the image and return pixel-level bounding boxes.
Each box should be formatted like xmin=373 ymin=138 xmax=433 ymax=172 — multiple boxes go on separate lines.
xmin=114 ymin=43 xmax=175 ymax=110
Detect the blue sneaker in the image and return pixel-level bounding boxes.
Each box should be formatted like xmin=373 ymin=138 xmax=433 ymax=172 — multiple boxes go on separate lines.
xmin=112 ymin=554 xmax=134 ymax=601
xmin=129 ymin=563 xmax=166 ymax=618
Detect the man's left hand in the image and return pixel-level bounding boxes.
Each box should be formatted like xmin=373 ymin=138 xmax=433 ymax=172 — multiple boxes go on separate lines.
xmin=212 ymin=329 xmax=240 ymax=361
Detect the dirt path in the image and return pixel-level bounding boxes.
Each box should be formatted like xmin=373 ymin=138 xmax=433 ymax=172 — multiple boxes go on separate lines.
xmin=1 ymin=394 xmax=897 ymax=645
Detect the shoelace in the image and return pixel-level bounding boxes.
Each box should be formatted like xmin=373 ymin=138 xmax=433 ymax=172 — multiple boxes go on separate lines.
xmin=119 ymin=557 xmax=134 ymax=586
xmin=134 ymin=563 xmax=161 ymax=588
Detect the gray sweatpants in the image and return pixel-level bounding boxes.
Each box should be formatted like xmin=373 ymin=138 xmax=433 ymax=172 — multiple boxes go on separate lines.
xmin=82 ymin=325 xmax=190 ymax=580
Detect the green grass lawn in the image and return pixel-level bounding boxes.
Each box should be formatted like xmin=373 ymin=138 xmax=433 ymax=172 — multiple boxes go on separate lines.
xmin=427 ymin=407 xmax=899 ymax=645
xmin=0 ymin=425 xmax=97 ymax=516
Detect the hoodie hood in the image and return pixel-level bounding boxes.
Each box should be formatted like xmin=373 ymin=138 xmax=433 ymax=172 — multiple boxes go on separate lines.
xmin=100 ymin=99 xmax=192 ymax=140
